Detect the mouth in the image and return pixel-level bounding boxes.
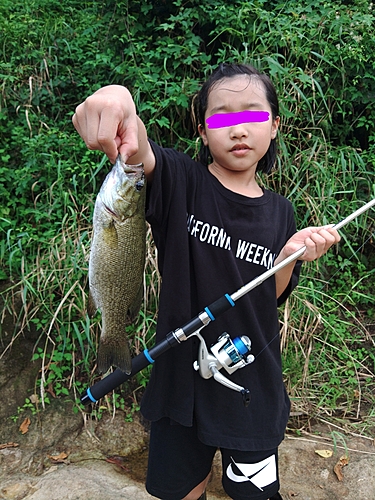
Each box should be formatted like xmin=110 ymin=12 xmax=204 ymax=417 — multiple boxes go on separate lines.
xmin=230 ymin=144 xmax=251 ymax=152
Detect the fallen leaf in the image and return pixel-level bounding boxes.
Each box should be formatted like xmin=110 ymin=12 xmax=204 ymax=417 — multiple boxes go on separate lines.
xmin=333 ymin=455 xmax=349 ymax=481
xmin=47 ymin=451 xmax=69 ymax=463
xmin=30 ymin=394 xmax=39 ymax=404
xmin=0 ymin=442 xmax=19 ymax=450
xmin=334 ymin=463 xmax=344 ymax=481
xmin=19 ymin=417 xmax=31 ymax=434
xmin=46 ymin=383 xmax=56 ymax=399
xmin=315 ymin=449 xmax=333 ymax=458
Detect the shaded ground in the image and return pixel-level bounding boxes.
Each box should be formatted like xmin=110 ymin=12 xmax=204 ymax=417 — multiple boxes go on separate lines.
xmin=1 ymin=398 xmax=375 ymax=500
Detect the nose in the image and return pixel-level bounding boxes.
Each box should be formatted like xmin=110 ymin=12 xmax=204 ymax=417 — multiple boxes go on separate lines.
xmin=229 ymin=123 xmax=249 ymax=139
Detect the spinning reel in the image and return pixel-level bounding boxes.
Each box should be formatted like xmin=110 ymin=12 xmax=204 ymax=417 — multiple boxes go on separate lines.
xmin=193 ymin=332 xmax=255 ymax=406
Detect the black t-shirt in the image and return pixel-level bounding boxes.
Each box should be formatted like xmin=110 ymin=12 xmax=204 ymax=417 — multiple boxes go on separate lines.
xmin=141 ymin=140 xmax=301 ymax=451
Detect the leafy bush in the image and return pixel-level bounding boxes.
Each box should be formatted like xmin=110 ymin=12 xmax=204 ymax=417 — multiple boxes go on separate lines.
xmin=0 ymin=0 xmax=374 ymax=430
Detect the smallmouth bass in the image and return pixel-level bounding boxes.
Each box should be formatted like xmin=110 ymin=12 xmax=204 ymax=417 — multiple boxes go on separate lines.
xmin=88 ymin=156 xmax=146 ymax=374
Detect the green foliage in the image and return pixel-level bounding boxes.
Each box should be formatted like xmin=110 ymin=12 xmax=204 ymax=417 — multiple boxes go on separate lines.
xmin=10 ymin=397 xmax=39 ymax=421
xmin=0 ymin=0 xmax=374 ymax=431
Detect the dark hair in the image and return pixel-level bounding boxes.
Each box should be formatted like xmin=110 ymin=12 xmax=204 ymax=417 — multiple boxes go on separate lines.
xmin=192 ymin=63 xmax=279 ymax=174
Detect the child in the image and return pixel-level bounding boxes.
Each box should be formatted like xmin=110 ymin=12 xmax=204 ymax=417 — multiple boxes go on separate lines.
xmin=73 ymin=63 xmax=340 ymax=500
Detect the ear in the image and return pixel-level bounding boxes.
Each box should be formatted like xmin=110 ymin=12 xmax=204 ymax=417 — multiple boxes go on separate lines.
xmin=271 ymin=116 xmax=280 ymax=140
xmin=198 ymin=124 xmax=208 ymax=146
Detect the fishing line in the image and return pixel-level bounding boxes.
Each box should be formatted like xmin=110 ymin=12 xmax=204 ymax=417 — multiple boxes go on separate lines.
xmin=255 ymin=332 xmax=281 ymax=359
xmin=324 ymin=231 xmax=374 ymax=285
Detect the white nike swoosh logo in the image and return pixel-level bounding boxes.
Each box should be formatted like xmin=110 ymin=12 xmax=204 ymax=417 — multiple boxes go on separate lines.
xmin=226 ymin=455 xmax=277 ymax=491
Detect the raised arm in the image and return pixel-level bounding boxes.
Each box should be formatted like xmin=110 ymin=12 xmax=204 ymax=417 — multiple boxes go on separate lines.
xmin=72 ymin=85 xmax=156 ymax=181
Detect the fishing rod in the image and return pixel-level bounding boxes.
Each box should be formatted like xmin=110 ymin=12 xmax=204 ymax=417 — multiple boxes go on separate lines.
xmin=80 ymin=198 xmax=375 ymax=407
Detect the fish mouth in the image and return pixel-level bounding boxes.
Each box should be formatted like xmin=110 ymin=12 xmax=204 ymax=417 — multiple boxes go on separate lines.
xmin=123 ymin=165 xmax=143 ymax=175
xmin=120 ymin=163 xmax=145 ymax=191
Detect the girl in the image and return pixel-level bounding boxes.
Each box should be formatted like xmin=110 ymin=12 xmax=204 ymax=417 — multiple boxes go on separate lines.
xmin=73 ymin=63 xmax=340 ymax=500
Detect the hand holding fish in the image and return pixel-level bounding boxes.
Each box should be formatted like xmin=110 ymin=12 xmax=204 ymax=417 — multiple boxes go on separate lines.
xmin=72 ymin=85 xmax=139 ymax=164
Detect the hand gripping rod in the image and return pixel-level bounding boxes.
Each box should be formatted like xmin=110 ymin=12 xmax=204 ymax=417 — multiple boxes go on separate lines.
xmin=81 ymin=198 xmax=375 ymax=405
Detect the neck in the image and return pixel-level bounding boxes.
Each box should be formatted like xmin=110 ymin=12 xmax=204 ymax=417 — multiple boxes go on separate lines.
xmin=208 ymin=163 xmax=263 ymax=197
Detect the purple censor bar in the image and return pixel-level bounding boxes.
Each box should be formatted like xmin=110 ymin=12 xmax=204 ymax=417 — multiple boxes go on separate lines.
xmin=206 ymin=110 xmax=270 ymax=129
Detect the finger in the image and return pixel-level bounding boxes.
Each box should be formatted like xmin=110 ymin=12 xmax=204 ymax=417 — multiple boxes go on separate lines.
xmin=309 ymin=232 xmax=330 ymax=249
xmin=72 ymin=106 xmax=85 ymax=139
xmin=117 ymin=120 xmax=139 ymax=162
xmin=320 ymin=224 xmax=341 ymax=243
xmin=327 ymin=227 xmax=341 ymax=243
xmin=318 ymin=227 xmax=341 ymax=245
xmin=73 ymin=101 xmax=100 ymax=149
xmin=307 ymin=231 xmax=337 ymax=259
xmin=96 ymin=108 xmax=123 ymax=163
xmin=73 ymin=104 xmax=115 ymax=161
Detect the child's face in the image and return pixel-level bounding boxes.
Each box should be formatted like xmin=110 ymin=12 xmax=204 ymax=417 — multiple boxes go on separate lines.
xmin=198 ymin=75 xmax=279 ymax=176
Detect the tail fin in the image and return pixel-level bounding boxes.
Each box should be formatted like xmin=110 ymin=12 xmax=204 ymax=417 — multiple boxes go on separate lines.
xmin=97 ymin=338 xmax=132 ymax=375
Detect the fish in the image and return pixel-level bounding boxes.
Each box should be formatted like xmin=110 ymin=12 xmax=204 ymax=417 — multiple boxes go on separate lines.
xmin=88 ymin=156 xmax=146 ymax=374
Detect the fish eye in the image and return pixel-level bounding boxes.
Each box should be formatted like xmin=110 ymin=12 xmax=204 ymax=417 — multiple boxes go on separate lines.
xmin=135 ymin=181 xmax=144 ymax=192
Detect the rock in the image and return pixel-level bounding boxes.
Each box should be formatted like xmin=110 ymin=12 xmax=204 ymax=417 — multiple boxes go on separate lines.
xmin=0 ymin=285 xmax=41 ymax=424
xmin=0 ymin=481 xmax=36 ymax=500
xmin=17 ymin=462 xmax=150 ymax=500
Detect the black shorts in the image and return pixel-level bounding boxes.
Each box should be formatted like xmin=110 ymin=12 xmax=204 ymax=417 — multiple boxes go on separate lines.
xmin=146 ymin=417 xmax=280 ymax=500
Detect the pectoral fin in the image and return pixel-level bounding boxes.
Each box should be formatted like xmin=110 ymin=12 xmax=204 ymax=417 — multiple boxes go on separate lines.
xmin=103 ymin=221 xmax=119 ymax=248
